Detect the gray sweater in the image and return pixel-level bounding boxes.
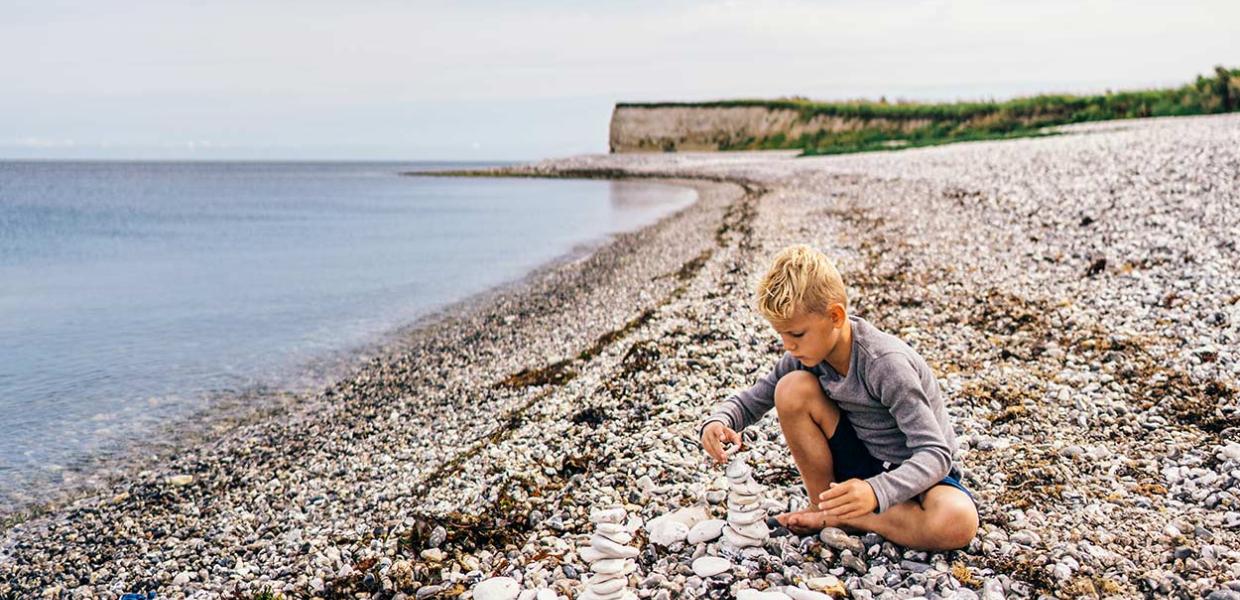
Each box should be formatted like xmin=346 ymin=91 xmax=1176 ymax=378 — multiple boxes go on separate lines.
xmin=702 ymin=316 xmax=960 ymax=513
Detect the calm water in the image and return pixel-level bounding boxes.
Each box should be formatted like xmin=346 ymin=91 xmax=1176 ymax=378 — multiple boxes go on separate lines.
xmin=0 ymin=161 xmax=695 ymax=509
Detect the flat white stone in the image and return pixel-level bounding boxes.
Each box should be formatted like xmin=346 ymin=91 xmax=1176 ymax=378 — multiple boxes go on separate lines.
xmin=722 ymin=526 xmax=763 ymax=547
xmin=646 ymin=517 xmax=689 ymax=547
xmin=578 ymin=591 xmax=621 ymax=600
xmin=732 ymin=480 xmax=764 ymax=496
xmin=535 ymin=590 xmax=558 ymax=600
xmin=588 ymin=570 xmax=624 ymax=583
xmin=691 ymin=556 xmax=732 ymax=577
xmin=595 ymin=522 xmax=626 ymax=535
xmin=580 ymin=591 xmax=636 ymax=600
xmin=474 ymin=577 xmax=520 ymax=600
xmin=783 ymin=588 xmax=833 ymax=600
xmin=588 ymin=576 xmax=626 ymax=594
xmin=687 ymin=519 xmax=727 ymax=544
xmin=727 ymin=509 xmax=765 ymax=525
xmin=578 ymin=546 xmax=608 ymax=563
xmin=663 ymin=505 xmax=710 ymax=528
xmin=727 ymin=475 xmax=754 ymax=487
xmin=725 ymin=460 xmax=751 ymax=480
xmin=590 ymin=558 xmax=628 ymax=574
xmin=730 ymin=519 xmax=770 ymax=539
xmin=589 ymin=535 xmax=638 ymax=558
xmin=727 ymin=499 xmax=762 ymax=512
xmin=736 ymin=590 xmax=793 ymax=600
xmin=590 ymin=507 xmax=626 ymax=524
xmin=596 ymin=529 xmax=634 ymax=545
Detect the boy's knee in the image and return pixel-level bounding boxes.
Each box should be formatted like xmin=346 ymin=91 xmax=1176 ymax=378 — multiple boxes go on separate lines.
xmin=774 ymin=370 xmax=821 ymax=414
xmin=929 ymin=500 xmax=979 ymax=550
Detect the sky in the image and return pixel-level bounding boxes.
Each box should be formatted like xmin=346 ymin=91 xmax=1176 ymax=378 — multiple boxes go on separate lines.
xmin=2 ymin=0 xmax=1238 ymax=161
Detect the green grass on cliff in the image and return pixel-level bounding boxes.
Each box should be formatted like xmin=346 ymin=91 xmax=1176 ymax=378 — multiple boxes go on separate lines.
xmin=619 ymin=66 xmax=1240 ymax=155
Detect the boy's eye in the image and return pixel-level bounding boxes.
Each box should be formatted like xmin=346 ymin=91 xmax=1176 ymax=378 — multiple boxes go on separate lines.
xmin=791 ymin=332 xmax=805 ymax=338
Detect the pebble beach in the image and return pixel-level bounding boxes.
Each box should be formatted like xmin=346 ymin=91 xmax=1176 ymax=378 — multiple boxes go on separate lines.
xmin=2 ymin=113 xmax=1238 ymax=599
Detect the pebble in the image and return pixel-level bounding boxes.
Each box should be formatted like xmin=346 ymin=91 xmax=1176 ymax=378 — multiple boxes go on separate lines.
xmin=646 ymin=516 xmax=690 ymax=547
xmin=691 ymin=556 xmax=732 ymax=577
xmin=687 ymin=518 xmax=727 ymax=544
xmin=737 ymin=590 xmax=792 ymax=600
xmin=819 ymin=528 xmax=864 ymax=555
xmin=473 ymin=577 xmax=520 ymax=600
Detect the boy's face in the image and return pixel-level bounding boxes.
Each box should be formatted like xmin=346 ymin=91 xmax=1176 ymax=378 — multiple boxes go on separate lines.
xmin=771 ymin=305 xmax=846 ymax=368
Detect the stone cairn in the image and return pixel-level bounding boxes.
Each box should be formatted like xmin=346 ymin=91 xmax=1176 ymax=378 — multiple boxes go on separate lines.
xmin=720 ymin=449 xmax=770 ymax=551
xmin=578 ymin=505 xmax=638 ymax=600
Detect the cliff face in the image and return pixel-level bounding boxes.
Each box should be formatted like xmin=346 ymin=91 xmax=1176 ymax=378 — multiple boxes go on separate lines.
xmin=608 ymin=104 xmax=931 ymax=153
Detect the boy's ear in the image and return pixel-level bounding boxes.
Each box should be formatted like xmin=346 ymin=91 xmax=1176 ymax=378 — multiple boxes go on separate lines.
xmin=828 ymin=303 xmax=846 ymax=325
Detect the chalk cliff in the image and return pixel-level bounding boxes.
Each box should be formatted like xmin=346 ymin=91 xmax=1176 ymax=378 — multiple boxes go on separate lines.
xmin=608 ymin=103 xmax=931 ymax=153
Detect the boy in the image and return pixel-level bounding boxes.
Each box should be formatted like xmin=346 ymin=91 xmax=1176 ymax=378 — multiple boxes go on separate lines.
xmin=699 ymin=245 xmax=978 ymax=551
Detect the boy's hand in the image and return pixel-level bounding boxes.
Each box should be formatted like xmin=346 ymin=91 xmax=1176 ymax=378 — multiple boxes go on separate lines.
xmin=818 ymin=479 xmax=878 ymax=519
xmin=701 ymin=421 xmax=742 ymax=464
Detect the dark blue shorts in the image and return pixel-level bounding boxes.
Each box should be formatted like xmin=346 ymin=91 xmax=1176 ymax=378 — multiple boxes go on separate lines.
xmin=827 ymin=411 xmax=976 ymax=507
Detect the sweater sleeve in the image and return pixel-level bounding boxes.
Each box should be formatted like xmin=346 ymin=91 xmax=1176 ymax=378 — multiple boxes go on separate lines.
xmin=862 ymin=354 xmax=953 ymax=513
xmin=698 ymin=352 xmax=802 ymax=437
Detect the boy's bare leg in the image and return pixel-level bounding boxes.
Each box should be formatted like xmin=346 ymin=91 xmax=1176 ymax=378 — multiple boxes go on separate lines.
xmin=772 ymin=371 xmax=842 ymax=530
xmin=784 ymin=485 xmax=978 ymax=551
xmin=771 ymin=370 xmax=979 ymax=550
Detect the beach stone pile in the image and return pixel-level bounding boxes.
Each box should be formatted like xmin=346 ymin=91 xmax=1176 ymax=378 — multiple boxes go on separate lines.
xmin=721 ymin=450 xmax=771 ymax=551
xmin=580 ymin=506 xmax=639 ymax=600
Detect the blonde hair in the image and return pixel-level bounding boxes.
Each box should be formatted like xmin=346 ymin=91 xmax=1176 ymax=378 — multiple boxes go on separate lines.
xmin=756 ymin=244 xmax=848 ymax=322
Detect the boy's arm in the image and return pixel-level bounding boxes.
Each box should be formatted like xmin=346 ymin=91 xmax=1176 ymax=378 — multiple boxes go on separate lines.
xmin=863 ymin=354 xmax=953 ymax=514
xmin=699 ymin=352 xmax=802 ymax=437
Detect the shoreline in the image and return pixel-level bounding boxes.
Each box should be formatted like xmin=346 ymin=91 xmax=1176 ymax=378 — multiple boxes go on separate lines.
xmin=4 ymin=114 xmax=1239 ymax=599
xmin=0 ymin=174 xmax=754 ymax=596
xmin=0 ymin=175 xmax=711 ymax=526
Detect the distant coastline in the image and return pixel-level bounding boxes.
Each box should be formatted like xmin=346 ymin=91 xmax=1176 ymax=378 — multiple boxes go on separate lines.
xmin=609 ymin=65 xmax=1240 ymax=155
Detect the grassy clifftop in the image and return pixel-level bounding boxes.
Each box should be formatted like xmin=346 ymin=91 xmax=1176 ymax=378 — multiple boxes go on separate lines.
xmin=617 ymin=66 xmax=1240 ymax=155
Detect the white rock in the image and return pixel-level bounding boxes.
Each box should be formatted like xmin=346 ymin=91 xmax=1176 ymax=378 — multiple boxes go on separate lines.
xmin=687 ymin=519 xmax=727 ymax=544
xmin=596 ymin=529 xmax=634 ymax=545
xmin=691 ymin=556 xmax=732 ymax=577
xmin=590 ymin=576 xmax=625 ymax=594
xmin=730 ymin=519 xmax=770 ymax=539
xmin=589 ymin=535 xmax=639 ymax=558
xmin=722 ymin=525 xmax=764 ymax=547
xmin=646 ymin=517 xmax=689 ymax=547
xmin=578 ymin=546 xmax=608 ymax=563
xmin=784 ymin=587 xmax=834 ymax=600
xmin=166 ymin=474 xmax=193 ymax=486
xmin=727 ymin=509 xmax=765 ymax=525
xmin=590 ymin=558 xmax=629 ymax=574
xmin=664 ymin=505 xmax=710 ymax=528
xmin=590 ymin=507 xmax=626 ymax=524
xmin=806 ymin=575 xmax=843 ymax=592
xmin=725 ymin=459 xmax=751 ymax=479
xmin=737 ymin=590 xmax=793 ymax=600
xmin=474 ymin=576 xmax=521 ymax=600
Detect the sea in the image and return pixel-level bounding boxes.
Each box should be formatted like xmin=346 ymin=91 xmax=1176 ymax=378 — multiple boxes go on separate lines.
xmin=0 ymin=160 xmax=696 ymax=514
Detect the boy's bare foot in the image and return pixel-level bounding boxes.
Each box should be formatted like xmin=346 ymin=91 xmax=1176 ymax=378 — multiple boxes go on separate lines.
xmin=774 ymin=509 xmax=830 ymax=535
xmin=775 ymin=510 xmax=866 ymax=536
